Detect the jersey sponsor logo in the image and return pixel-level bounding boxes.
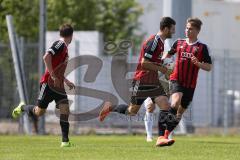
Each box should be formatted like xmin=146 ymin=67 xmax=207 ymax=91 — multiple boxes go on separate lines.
xmin=192 ymin=46 xmax=199 ymax=54
xmin=181 ymin=52 xmax=192 ymax=60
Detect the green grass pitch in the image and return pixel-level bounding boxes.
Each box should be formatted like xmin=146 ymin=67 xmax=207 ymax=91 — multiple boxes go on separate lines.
xmin=0 ymin=135 xmax=240 ymax=160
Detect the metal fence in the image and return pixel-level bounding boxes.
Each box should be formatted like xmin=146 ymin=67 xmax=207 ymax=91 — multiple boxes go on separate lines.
xmin=192 ymin=50 xmax=240 ymax=128
xmin=0 ymin=42 xmax=39 ymax=119
xmin=0 ymin=42 xmax=240 ymax=134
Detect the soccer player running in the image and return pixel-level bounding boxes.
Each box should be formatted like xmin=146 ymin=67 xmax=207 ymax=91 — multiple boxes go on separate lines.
xmin=12 ymin=24 xmax=75 ymax=147
xmin=158 ymin=17 xmax=212 ymax=146
xmin=99 ymin=17 xmax=176 ymax=146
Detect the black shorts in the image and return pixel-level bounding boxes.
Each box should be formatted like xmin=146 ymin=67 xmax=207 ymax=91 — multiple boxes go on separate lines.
xmin=169 ymin=80 xmax=195 ymax=109
xmin=130 ymin=80 xmax=167 ymax=105
xmin=37 ymin=83 xmax=69 ymax=109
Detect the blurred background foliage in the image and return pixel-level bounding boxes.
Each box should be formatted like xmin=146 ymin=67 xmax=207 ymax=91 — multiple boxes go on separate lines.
xmin=0 ymin=0 xmax=143 ymax=42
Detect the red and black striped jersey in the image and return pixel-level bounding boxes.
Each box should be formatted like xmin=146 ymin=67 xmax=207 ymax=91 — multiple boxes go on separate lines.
xmin=40 ymin=40 xmax=69 ymax=84
xmin=134 ymin=34 xmax=164 ymax=84
xmin=169 ymin=39 xmax=212 ymax=88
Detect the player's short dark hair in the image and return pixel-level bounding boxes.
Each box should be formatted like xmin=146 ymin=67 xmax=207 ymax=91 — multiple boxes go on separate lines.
xmin=160 ymin=17 xmax=176 ymax=31
xmin=187 ymin=18 xmax=202 ymax=30
xmin=59 ymin=24 xmax=73 ymax=37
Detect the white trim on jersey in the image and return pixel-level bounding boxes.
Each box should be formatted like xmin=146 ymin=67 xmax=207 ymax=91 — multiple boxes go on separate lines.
xmin=150 ymin=35 xmax=160 ymax=52
xmin=55 ymin=41 xmax=64 ymax=49
xmin=145 ymin=53 xmax=153 ymax=59
xmin=48 ymin=48 xmax=55 ymax=55
xmin=38 ymin=83 xmax=47 ymax=100
xmin=159 ymin=35 xmax=164 ymax=44
xmin=185 ymin=38 xmax=199 ymax=45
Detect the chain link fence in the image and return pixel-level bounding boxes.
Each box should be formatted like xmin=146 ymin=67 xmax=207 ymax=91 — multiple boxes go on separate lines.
xmin=0 ymin=42 xmax=240 ymax=134
xmin=0 ymin=41 xmax=39 ymax=119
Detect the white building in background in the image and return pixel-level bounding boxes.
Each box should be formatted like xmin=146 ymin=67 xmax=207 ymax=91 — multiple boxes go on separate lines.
xmin=137 ymin=0 xmax=163 ymax=38
xmin=194 ymin=0 xmax=240 ymax=53
xmin=46 ymin=31 xmax=103 ymax=57
xmin=137 ymin=0 xmax=240 ymax=56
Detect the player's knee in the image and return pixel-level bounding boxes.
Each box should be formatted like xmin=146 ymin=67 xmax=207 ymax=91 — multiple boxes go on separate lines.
xmin=171 ymin=99 xmax=181 ymax=109
xmin=155 ymin=96 xmax=169 ymax=110
xmin=127 ymin=105 xmax=139 ymax=115
xmin=128 ymin=109 xmax=137 ymax=116
xmin=59 ymin=104 xmax=70 ymax=115
xmin=146 ymin=104 xmax=155 ymax=113
xmin=34 ymin=108 xmax=46 ymax=116
xmin=171 ymin=93 xmax=182 ymax=107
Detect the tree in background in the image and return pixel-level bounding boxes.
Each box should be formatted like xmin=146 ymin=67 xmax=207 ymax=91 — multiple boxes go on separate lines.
xmin=0 ymin=0 xmax=143 ymax=43
xmin=96 ymin=0 xmax=143 ymax=42
xmin=0 ymin=0 xmax=39 ymax=42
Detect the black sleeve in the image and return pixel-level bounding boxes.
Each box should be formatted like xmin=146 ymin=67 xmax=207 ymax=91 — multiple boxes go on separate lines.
xmin=47 ymin=40 xmax=64 ymax=55
xmin=202 ymin=44 xmax=212 ymax=64
xmin=168 ymin=40 xmax=178 ymax=55
xmin=143 ymin=35 xmax=159 ymax=60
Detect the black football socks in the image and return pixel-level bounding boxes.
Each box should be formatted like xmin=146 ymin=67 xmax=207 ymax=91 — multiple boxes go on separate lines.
xmin=158 ymin=110 xmax=168 ymax=136
xmin=60 ymin=114 xmax=69 ymax=142
xmin=112 ymin=104 xmax=129 ymax=114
